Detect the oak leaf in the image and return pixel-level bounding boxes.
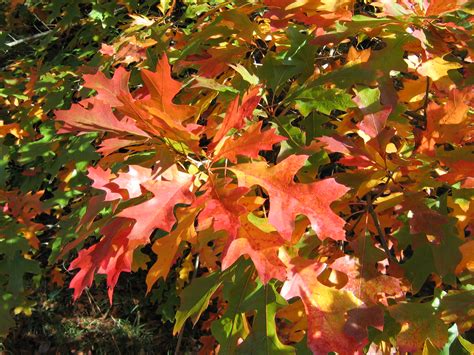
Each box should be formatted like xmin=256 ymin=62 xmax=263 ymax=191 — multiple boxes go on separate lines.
xmin=213 ymin=121 xmax=286 ymax=163
xmin=139 ymin=54 xmax=196 ymax=124
xmin=221 ymin=214 xmax=287 ymax=283
xmin=230 ymin=155 xmax=349 ymax=241
xmin=70 ymin=166 xmax=194 ymax=302
xmin=194 ymin=179 xmax=249 ymax=240
xmin=417 ymin=57 xmax=462 ymax=81
xmin=280 ymin=254 xmax=366 ymax=355
xmin=146 ymin=207 xmax=200 ymax=292
xmin=55 ymin=101 xmax=149 ymax=137
xmin=82 ymin=67 xmax=132 ymax=108
xmin=211 ymin=86 xmax=261 ymax=145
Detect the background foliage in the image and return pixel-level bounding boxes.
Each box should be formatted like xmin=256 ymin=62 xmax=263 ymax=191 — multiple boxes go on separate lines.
xmin=1 ymin=0 xmax=473 ymax=353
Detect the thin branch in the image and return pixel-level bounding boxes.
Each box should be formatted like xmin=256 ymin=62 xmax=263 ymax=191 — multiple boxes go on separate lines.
xmin=403 ymin=110 xmax=424 ymax=121
xmin=366 ymin=194 xmax=399 ymax=264
xmin=5 ymin=30 xmax=52 ymax=48
xmin=421 ymin=77 xmax=430 ymax=129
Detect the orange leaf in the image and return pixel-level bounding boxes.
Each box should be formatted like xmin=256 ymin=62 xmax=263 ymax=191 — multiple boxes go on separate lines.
xmin=230 ymin=155 xmax=349 ymax=241
xmin=213 ymin=121 xmax=286 ymax=163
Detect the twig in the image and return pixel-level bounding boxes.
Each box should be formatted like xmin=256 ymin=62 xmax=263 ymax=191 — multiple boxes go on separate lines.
xmin=85 ymin=288 xmax=104 ymax=316
xmin=167 ymin=0 xmax=177 ymax=17
xmin=32 ymin=13 xmax=51 ymax=31
xmin=403 ymin=110 xmax=424 ymax=121
xmin=366 ymin=194 xmax=398 ymax=264
xmin=5 ymin=30 xmax=52 ymax=47
xmin=421 ymin=77 xmax=430 ymax=129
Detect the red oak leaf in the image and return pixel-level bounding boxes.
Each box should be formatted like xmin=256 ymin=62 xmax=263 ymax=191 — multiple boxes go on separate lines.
xmin=69 ymin=218 xmax=134 ymax=302
xmin=97 ymin=137 xmax=145 ymax=156
xmin=280 ymin=254 xmax=365 ymax=355
xmin=264 ymin=0 xmax=352 ymax=30
xmin=425 ymin=0 xmax=468 ymax=16
xmin=55 ymin=101 xmax=149 ymax=137
xmin=329 ymin=256 xmax=405 ymax=306
xmin=194 ymin=179 xmax=249 ymax=240
xmin=113 ymin=165 xmax=154 ymax=199
xmin=82 ymin=66 xmax=149 ymax=124
xmin=418 ymin=88 xmax=474 ymax=155
xmin=87 ymin=166 xmax=123 ymax=201
xmin=343 ymin=306 xmax=384 ymax=344
xmin=135 ymin=55 xmax=201 ymax=149
xmin=70 ymin=166 xmax=194 ymax=302
xmin=388 ymin=302 xmax=449 ymax=353
xmin=83 ymin=67 xmax=132 ymax=108
xmin=212 ymin=121 xmax=286 ymax=163
xmin=117 ymin=169 xmax=194 ymax=235
xmin=221 ymin=214 xmax=287 ymax=283
xmin=438 ymin=160 xmax=474 ymax=188
xmin=317 ymin=135 xmax=374 ymax=168
xmin=139 ymin=53 xmax=196 ymax=125
xmin=229 ymin=155 xmax=349 ymax=241
xmin=402 ymin=197 xmax=449 ymax=240
xmin=181 ymin=45 xmax=247 ymax=78
xmin=211 ymin=86 xmax=261 ymax=146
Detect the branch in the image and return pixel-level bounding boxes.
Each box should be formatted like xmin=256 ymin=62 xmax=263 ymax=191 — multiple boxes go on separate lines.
xmin=5 ymin=30 xmax=52 ymax=48
xmin=366 ymin=194 xmax=399 ymax=264
xmin=421 ymin=77 xmax=430 ymax=129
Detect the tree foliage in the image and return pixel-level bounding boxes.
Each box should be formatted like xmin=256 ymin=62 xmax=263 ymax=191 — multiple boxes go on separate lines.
xmin=1 ymin=0 xmax=474 ymax=353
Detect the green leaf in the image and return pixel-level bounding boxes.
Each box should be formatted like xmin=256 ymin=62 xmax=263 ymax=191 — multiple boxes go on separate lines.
xmin=0 ymin=144 xmax=9 ymax=188
xmin=293 ymin=335 xmax=312 ymax=355
xmin=440 ymin=324 xmax=462 ymax=355
xmin=0 ymin=293 xmax=16 ymax=337
xmin=257 ymin=54 xmax=300 ymax=94
xmin=294 ymin=87 xmax=356 ymax=117
xmin=389 ymin=302 xmax=449 ymax=352
xmin=283 ymin=26 xmax=315 ymax=82
xmin=174 ymin=271 xmax=222 ymax=334
xmin=0 ymin=251 xmax=40 ymax=294
xmin=401 ymin=222 xmax=462 ymax=293
xmin=18 ymin=121 xmax=56 ymax=165
xmin=353 ymin=86 xmax=383 ymax=113
xmin=236 ymin=282 xmax=295 ymax=354
xmin=301 ymin=112 xmax=331 ymax=142
xmin=274 ymin=115 xmax=305 ymax=160
xmin=211 ymin=260 xmax=257 ymax=353
xmin=458 ymin=335 xmax=474 ymax=353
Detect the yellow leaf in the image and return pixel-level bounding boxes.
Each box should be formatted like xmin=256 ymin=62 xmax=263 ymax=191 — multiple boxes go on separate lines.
xmin=157 ymin=0 xmax=171 ymax=15
xmin=417 ymin=57 xmax=462 ymax=81
xmin=177 ymin=253 xmax=194 ymax=290
xmin=346 ymin=47 xmax=371 ymax=66
xmin=277 ymin=300 xmax=308 ymax=343
xmin=398 ymin=78 xmax=427 ymax=103
xmin=286 ymin=0 xmax=353 ymax=12
xmin=129 ymin=14 xmax=155 ymax=27
xmin=456 ymin=240 xmax=474 ymax=274
xmin=422 ymin=339 xmax=440 ymax=355
xmin=145 ymin=207 xmax=200 ymax=292
xmin=374 ymin=192 xmax=404 ymax=213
